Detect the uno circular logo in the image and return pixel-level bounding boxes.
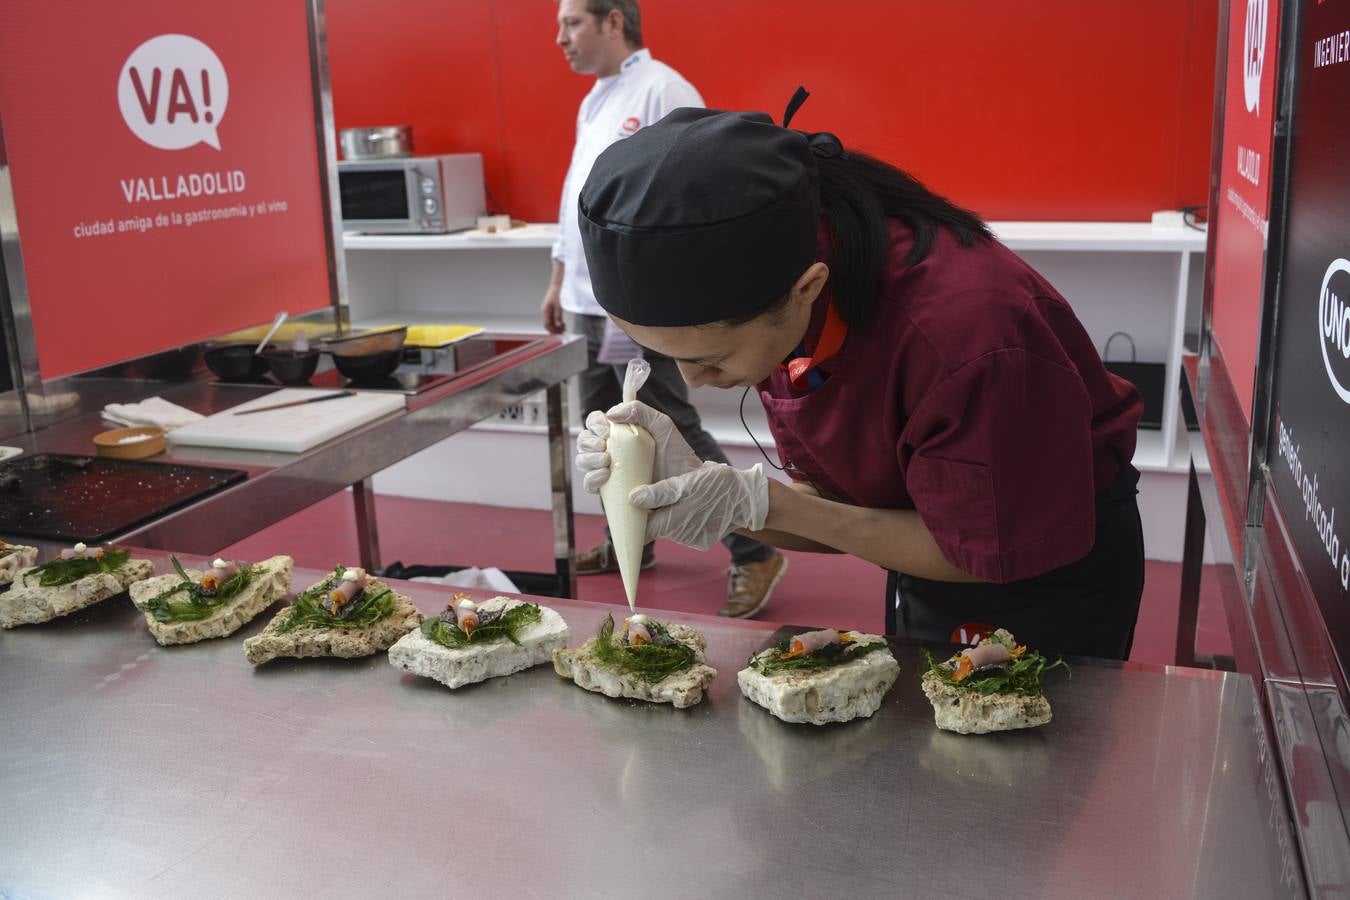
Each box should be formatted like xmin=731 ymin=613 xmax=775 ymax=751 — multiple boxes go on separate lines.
xmin=1318 ymin=258 xmax=1350 ymax=403
xmin=1244 ymin=0 xmax=1268 ymax=115
xmin=622 ymin=116 xmax=640 ymax=133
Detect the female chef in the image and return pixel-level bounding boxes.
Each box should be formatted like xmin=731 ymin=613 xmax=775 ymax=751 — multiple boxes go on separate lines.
xmin=572 ymin=94 xmax=1145 ymax=659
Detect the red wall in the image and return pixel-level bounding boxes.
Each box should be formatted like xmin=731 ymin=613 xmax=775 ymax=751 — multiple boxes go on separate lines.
xmin=327 ymin=0 xmax=1220 ymax=223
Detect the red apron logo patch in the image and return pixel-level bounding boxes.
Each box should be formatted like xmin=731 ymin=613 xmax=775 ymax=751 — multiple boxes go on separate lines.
xmin=950 ymin=623 xmax=998 ymax=646
xmin=622 ymin=116 xmax=640 ymax=133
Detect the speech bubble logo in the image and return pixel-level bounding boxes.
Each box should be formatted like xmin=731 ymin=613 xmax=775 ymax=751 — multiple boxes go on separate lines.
xmin=118 ymin=34 xmax=229 ymax=151
xmin=1243 ymin=0 xmax=1267 ymax=116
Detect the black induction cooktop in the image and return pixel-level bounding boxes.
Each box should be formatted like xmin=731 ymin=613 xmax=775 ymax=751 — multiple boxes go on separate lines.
xmin=0 ymin=454 xmax=247 ymax=543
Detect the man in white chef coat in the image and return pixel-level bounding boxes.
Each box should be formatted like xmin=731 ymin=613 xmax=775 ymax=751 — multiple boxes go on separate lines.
xmin=542 ymin=0 xmax=787 ymax=618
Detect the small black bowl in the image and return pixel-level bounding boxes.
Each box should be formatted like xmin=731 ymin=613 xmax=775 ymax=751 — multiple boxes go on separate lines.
xmin=204 ymin=343 xmax=274 ymax=381
xmin=133 ymin=345 xmax=201 ymax=379
xmin=261 ymin=349 xmax=320 ymax=385
xmin=331 ymin=348 xmax=402 ymax=382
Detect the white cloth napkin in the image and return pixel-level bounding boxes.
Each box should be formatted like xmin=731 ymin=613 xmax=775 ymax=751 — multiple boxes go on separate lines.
xmin=102 ymin=396 xmax=204 ymax=432
xmin=410 ymin=567 xmax=521 ymax=594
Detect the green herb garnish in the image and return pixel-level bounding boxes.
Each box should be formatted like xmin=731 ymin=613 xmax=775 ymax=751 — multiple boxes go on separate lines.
xmin=748 ymin=635 xmax=892 ymax=676
xmin=421 ymin=602 xmax=542 ymax=649
xmin=590 ymin=613 xmax=696 ymax=684
xmin=23 ymin=548 xmax=131 ymax=587
xmin=921 ymin=648 xmax=1069 ymax=697
xmin=275 ymin=566 xmax=394 ymax=633
xmin=136 ymin=557 xmax=261 ymax=623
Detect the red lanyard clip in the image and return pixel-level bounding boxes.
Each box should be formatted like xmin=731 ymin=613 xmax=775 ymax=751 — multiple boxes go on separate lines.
xmin=786 ymin=301 xmax=847 ymax=390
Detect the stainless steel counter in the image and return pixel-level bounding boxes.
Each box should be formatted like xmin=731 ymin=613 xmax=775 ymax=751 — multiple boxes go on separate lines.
xmin=0 ymin=333 xmax=586 ymax=592
xmin=0 ymin=556 xmax=1304 ymax=898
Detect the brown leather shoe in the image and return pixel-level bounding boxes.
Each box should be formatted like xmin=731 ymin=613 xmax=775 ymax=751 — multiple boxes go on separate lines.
xmin=719 ymin=553 xmax=788 ymax=618
xmin=575 ymin=539 xmax=656 ymax=576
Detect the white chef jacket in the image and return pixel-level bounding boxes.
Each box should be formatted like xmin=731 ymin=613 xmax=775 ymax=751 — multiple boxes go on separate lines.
xmin=552 ymin=48 xmax=703 ymax=316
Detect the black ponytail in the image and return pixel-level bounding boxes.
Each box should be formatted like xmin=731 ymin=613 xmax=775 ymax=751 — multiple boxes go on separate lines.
xmin=816 ymin=151 xmax=992 ymax=329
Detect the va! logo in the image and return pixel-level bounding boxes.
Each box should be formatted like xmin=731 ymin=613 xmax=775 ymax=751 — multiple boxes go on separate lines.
xmin=118 ymin=35 xmax=229 ymax=151
xmin=1319 ymin=258 xmax=1350 ymax=404
xmin=1243 ymin=0 xmax=1268 ymax=116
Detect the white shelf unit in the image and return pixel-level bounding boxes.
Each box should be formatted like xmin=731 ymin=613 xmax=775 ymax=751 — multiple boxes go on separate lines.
xmin=994 ymin=221 xmax=1206 ymax=477
xmin=343 ymin=223 xmax=559 ymax=251
xmin=345 ymin=221 xmax=1204 ymax=253
xmin=343 ymin=221 xmax=1203 ymax=471
xmin=989 ymin=221 xmax=1206 ymax=253
xmin=342 ymin=221 xmax=1207 ymax=561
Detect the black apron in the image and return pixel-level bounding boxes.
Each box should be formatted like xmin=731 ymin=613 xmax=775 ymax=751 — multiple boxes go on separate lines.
xmin=887 ymin=463 xmax=1144 ymax=660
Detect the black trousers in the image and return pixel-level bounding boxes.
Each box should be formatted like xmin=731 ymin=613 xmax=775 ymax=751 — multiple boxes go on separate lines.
xmin=888 ymin=464 xmax=1145 ymax=660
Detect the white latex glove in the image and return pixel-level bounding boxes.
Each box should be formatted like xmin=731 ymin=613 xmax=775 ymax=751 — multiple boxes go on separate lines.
xmin=575 ymin=400 xmax=702 ymax=494
xmin=629 ymin=462 xmax=770 ymax=550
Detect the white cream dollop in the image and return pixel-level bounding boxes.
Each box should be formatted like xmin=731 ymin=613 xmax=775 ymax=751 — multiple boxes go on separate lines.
xmin=342 ymin=568 xmax=360 ymax=582
xmin=212 ymin=558 xmax=228 ymax=569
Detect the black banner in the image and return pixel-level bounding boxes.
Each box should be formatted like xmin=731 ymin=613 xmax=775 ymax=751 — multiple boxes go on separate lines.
xmin=1268 ymin=0 xmax=1350 ymax=682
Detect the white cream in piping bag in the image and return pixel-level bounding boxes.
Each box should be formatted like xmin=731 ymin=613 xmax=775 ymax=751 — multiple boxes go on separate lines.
xmin=600 ymin=358 xmax=656 ymax=611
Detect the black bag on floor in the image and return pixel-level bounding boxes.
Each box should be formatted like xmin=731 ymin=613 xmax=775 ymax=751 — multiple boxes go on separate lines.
xmin=1103 ymin=332 xmax=1164 ymax=430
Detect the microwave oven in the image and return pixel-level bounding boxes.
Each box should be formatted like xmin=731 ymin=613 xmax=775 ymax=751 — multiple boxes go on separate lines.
xmin=337 ymin=153 xmax=484 ymax=234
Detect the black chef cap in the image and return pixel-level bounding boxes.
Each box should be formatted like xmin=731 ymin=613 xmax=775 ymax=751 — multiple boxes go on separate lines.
xmin=577 ymin=106 xmax=820 ymax=327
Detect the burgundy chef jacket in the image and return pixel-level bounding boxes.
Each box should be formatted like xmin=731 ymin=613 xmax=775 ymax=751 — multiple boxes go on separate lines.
xmin=757 ymin=220 xmax=1142 ymax=584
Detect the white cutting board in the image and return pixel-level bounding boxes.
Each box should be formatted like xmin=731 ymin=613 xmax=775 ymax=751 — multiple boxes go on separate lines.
xmin=167 ymin=389 xmax=406 ymax=453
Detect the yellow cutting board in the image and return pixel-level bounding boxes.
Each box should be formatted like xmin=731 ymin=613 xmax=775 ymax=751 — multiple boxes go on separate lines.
xmin=216 ymin=322 xmax=338 ymax=343
xmin=404 ymin=325 xmax=485 ymax=349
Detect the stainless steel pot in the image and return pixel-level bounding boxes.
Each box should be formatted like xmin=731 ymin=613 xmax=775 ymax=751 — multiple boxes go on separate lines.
xmin=339 ymin=126 xmax=413 ymax=160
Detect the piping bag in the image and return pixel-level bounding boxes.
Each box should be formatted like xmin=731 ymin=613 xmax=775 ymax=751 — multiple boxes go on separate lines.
xmin=600 ymin=358 xmax=656 ymax=611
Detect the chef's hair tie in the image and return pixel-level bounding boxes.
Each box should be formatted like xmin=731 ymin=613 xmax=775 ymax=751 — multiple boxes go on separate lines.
xmin=807 ymin=131 xmax=845 ymax=159
xmin=782 ymin=85 xmax=810 ymax=127
xmin=781 ymin=86 xmax=846 ymax=159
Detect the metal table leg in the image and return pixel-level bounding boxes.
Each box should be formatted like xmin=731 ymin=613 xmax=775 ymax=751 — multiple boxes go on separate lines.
xmin=1176 ymin=460 xmax=1207 ymax=668
xmin=546 ymin=383 xmax=577 ymax=599
xmin=352 ymin=477 xmax=382 ymax=574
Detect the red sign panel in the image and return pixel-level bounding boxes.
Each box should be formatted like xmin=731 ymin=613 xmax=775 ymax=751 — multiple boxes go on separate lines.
xmin=0 ymin=2 xmax=333 ymax=379
xmin=1211 ymin=0 xmax=1281 ymax=424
